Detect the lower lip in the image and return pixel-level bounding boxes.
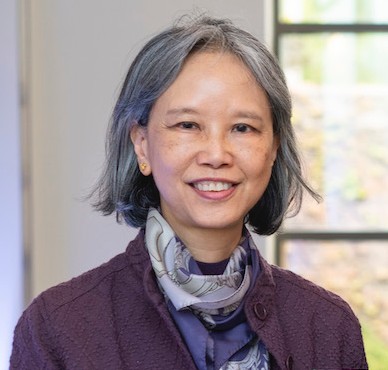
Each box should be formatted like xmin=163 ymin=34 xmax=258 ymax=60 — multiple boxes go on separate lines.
xmin=191 ymin=185 xmax=236 ymax=201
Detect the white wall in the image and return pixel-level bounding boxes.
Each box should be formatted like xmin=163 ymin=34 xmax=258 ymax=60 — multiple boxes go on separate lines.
xmin=1 ymin=1 xmax=270 ymax=366
xmin=0 ymin=1 xmax=23 ymax=368
xmin=27 ymin=0 xmax=268 ymax=300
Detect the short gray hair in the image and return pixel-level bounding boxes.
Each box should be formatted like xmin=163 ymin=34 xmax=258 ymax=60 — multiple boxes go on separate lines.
xmin=92 ymin=15 xmax=320 ymax=234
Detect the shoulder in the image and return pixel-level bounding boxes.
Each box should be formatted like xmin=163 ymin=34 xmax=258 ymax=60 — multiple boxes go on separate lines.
xmin=248 ymin=260 xmax=367 ymax=368
xmin=270 ymin=263 xmax=355 ymax=317
xmin=35 ymin=230 xmax=147 ymax=316
xmin=10 ymin=231 xmax=182 ymax=369
xmin=265 ymin=262 xmax=365 ymax=348
xmin=39 ymin=251 xmax=128 ymax=315
xmin=249 ymin=254 xmax=363 ymax=334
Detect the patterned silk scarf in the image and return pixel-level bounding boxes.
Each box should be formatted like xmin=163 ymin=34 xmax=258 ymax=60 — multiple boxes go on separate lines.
xmin=145 ymin=208 xmax=269 ymax=370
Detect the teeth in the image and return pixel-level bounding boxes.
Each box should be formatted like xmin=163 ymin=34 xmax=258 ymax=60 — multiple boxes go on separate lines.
xmin=194 ymin=181 xmax=232 ymax=192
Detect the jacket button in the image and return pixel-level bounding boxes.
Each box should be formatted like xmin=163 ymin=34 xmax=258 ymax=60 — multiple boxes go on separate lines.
xmin=253 ymin=303 xmax=267 ymax=320
xmin=285 ymin=355 xmax=293 ymax=370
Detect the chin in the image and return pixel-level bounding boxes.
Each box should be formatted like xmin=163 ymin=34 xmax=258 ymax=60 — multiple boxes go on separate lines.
xmin=192 ymin=217 xmax=243 ymax=231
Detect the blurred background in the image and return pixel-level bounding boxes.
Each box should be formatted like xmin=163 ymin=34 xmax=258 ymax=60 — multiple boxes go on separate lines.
xmin=1 ymin=0 xmax=387 ymax=368
xmin=276 ymin=1 xmax=388 ymax=367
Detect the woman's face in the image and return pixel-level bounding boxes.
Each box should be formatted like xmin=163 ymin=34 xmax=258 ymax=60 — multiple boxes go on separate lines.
xmin=131 ymin=51 xmax=278 ymax=238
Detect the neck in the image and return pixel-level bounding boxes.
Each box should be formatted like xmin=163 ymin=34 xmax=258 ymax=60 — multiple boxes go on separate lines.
xmin=173 ymin=224 xmax=244 ymax=263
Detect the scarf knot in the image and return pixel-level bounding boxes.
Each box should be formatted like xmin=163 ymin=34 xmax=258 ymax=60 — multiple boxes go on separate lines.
xmin=145 ymin=208 xmax=269 ymax=370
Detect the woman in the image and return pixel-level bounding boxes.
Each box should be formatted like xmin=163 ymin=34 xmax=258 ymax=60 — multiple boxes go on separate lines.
xmin=11 ymin=16 xmax=367 ymax=369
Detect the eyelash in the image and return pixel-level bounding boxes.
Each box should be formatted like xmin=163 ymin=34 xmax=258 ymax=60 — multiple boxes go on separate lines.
xmin=232 ymin=123 xmax=254 ymax=133
xmin=175 ymin=122 xmax=256 ymax=133
xmin=177 ymin=121 xmax=198 ymax=129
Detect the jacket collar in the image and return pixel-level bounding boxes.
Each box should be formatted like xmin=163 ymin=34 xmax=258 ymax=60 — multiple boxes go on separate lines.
xmin=126 ymin=229 xmax=290 ymax=369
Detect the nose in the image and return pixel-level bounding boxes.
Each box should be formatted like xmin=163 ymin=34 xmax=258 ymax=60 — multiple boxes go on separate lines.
xmin=196 ymin=132 xmax=233 ymax=169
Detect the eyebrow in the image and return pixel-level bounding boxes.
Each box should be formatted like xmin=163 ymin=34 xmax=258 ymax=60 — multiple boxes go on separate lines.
xmin=232 ymin=110 xmax=263 ymax=122
xmin=166 ymin=107 xmax=263 ymax=121
xmin=165 ymin=107 xmax=199 ymax=116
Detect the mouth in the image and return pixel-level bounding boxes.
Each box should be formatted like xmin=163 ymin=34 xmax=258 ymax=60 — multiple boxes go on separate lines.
xmin=191 ymin=181 xmax=234 ymax=192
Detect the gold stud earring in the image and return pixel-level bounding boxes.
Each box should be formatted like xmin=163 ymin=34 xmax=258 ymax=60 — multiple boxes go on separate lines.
xmin=140 ymin=163 xmax=147 ymax=171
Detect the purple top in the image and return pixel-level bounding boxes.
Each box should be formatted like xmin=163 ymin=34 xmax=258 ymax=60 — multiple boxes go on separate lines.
xmin=196 ymin=258 xmax=230 ymax=275
xmin=9 ymin=231 xmax=368 ymax=369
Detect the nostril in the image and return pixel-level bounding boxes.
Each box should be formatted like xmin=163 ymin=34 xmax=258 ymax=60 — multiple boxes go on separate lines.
xmin=196 ymin=147 xmax=233 ymax=169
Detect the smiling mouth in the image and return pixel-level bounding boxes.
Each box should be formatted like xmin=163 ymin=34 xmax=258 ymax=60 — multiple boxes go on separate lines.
xmin=192 ymin=181 xmax=234 ymax=192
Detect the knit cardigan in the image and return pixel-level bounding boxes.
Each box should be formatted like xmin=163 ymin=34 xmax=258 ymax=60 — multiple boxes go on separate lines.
xmin=10 ymin=230 xmax=368 ymax=369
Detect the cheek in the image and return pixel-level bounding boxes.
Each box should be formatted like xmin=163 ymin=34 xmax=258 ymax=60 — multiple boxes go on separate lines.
xmin=246 ymin=146 xmax=274 ymax=166
xmin=246 ymin=151 xmax=276 ymax=185
xmin=149 ymin=133 xmax=195 ymax=170
xmin=150 ymin=131 xmax=185 ymax=154
xmin=148 ymin=136 xmax=173 ymax=166
xmin=264 ymin=150 xmax=275 ymax=164
xmin=148 ymin=140 xmax=185 ymax=186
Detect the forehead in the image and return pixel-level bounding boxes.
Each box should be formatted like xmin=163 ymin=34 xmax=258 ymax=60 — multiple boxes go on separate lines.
xmin=153 ymin=51 xmax=267 ymax=107
xmin=178 ymin=50 xmax=255 ymax=85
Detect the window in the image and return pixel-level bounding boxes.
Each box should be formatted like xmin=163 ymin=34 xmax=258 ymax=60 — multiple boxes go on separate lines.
xmin=274 ymin=1 xmax=388 ymax=367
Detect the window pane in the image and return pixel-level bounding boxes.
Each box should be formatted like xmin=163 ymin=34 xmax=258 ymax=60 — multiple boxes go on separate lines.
xmin=279 ymin=0 xmax=388 ymax=24
xmin=279 ymin=33 xmax=388 ymax=231
xmin=280 ymin=239 xmax=388 ymax=368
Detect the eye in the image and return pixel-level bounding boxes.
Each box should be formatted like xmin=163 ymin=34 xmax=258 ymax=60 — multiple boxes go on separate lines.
xmin=232 ymin=123 xmax=253 ymax=133
xmin=177 ymin=121 xmax=198 ymax=130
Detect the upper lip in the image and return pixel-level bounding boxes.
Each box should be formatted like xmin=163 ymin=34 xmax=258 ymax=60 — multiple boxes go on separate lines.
xmin=188 ymin=177 xmax=239 ymax=186
xmin=188 ymin=177 xmax=237 ymax=184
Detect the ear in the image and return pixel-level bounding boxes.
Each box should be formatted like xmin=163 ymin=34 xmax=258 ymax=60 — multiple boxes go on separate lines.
xmin=130 ymin=124 xmax=152 ymax=176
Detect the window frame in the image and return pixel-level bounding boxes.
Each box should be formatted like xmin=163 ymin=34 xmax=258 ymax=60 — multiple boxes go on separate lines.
xmin=273 ymin=0 xmax=388 ymax=264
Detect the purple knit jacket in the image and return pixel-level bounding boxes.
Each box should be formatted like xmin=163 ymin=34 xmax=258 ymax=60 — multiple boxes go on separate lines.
xmin=10 ymin=231 xmax=368 ymax=369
